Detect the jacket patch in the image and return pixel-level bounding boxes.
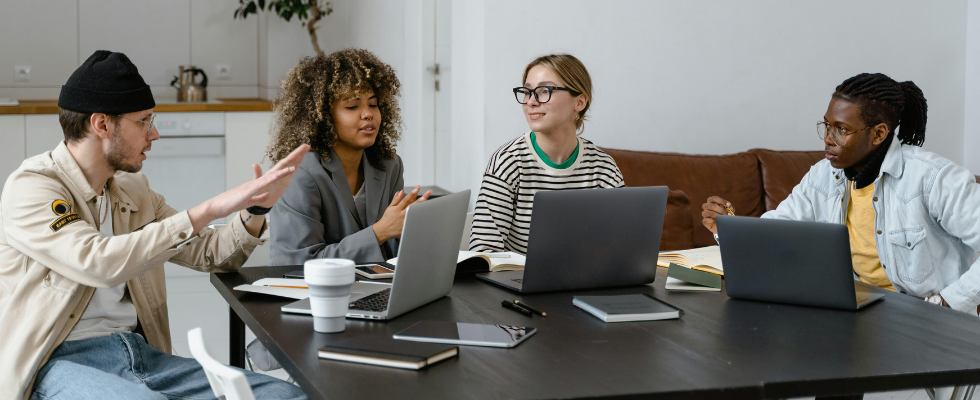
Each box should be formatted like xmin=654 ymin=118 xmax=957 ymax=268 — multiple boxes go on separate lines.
xmin=51 ymin=200 xmax=71 ymax=215
xmin=50 ymin=213 xmax=82 ymax=232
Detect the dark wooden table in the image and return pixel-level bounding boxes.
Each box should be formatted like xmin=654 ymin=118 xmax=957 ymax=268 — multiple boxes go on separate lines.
xmin=211 ymin=266 xmax=980 ymax=399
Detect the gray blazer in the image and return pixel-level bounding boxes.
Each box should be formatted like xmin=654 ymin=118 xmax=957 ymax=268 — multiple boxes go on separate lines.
xmin=269 ymin=148 xmax=403 ymax=265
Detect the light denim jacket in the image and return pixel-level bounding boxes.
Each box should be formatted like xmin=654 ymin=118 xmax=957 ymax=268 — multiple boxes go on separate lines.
xmin=763 ymin=137 xmax=980 ymax=313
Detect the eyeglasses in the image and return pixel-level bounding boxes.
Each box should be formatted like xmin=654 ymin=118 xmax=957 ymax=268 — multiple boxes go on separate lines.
xmin=116 ymin=114 xmax=156 ymax=136
xmin=816 ymin=121 xmax=872 ymax=147
xmin=513 ymin=86 xmax=580 ymax=104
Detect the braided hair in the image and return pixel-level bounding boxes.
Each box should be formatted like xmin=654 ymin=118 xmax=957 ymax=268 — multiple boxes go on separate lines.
xmin=832 ymin=73 xmax=928 ymax=146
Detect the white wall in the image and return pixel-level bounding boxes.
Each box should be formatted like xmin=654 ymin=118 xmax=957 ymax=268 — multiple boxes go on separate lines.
xmin=478 ymin=0 xmax=966 ymax=167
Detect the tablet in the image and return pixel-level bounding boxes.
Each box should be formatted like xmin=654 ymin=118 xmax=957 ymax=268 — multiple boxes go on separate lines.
xmin=392 ymin=321 xmax=536 ymax=348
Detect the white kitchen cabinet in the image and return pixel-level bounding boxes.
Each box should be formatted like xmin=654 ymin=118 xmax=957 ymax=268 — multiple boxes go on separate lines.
xmin=225 ymin=112 xmax=273 ymax=190
xmin=26 ymin=114 xmax=65 ymax=157
xmin=0 ymin=115 xmax=26 ymax=193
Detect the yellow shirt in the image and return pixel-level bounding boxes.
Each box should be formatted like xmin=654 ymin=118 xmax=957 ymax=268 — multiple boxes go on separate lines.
xmin=846 ymin=182 xmax=895 ymax=291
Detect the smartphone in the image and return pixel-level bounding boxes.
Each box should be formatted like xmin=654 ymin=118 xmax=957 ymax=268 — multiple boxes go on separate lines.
xmin=393 ymin=321 xmax=536 ymax=348
xmin=354 ymin=262 xmax=396 ymax=279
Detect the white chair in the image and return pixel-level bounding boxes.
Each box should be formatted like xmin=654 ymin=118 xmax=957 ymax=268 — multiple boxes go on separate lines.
xmin=929 ymin=385 xmax=977 ymax=400
xmin=187 ymin=327 xmax=256 ymax=400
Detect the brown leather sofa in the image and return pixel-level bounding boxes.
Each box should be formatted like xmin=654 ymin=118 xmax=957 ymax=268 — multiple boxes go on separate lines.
xmin=603 ymin=147 xmax=980 ymax=252
xmin=602 ymin=148 xmax=825 ymax=251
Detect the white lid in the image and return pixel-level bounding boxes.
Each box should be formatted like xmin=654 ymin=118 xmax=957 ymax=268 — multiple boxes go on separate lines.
xmin=304 ymin=258 xmax=355 ymax=278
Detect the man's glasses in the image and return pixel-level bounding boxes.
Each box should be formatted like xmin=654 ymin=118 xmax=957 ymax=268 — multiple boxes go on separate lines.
xmin=116 ymin=114 xmax=156 ymax=136
xmin=513 ymin=86 xmax=580 ymax=104
xmin=816 ymin=121 xmax=872 ymax=147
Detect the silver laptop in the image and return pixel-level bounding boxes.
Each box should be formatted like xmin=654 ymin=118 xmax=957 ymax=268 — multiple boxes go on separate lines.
xmin=282 ymin=190 xmax=470 ymax=320
xmin=716 ymin=215 xmax=885 ymax=310
xmin=475 ymin=186 xmax=667 ymax=293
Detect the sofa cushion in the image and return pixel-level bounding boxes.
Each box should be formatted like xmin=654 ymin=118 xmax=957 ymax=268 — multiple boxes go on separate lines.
xmin=602 ymin=148 xmax=765 ymax=248
xmin=661 ymin=189 xmax=694 ymax=251
xmin=748 ymin=149 xmax=824 ymax=210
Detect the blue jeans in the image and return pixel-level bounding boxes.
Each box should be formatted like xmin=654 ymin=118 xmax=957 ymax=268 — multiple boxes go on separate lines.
xmin=30 ymin=332 xmax=306 ymax=400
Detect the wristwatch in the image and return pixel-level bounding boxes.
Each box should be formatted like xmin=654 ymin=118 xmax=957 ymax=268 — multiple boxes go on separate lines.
xmin=246 ymin=205 xmax=272 ymax=215
xmin=925 ymin=294 xmax=945 ymax=306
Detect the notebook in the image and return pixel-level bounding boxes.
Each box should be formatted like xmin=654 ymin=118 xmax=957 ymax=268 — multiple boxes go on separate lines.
xmin=388 ymin=251 xmax=526 ymax=273
xmin=572 ymin=294 xmax=683 ymax=322
xmin=318 ymin=336 xmax=458 ymax=370
xmin=665 ymin=263 xmax=722 ymax=292
xmin=657 ymin=245 xmax=724 ymax=275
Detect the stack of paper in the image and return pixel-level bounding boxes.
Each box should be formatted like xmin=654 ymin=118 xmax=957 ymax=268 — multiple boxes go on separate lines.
xmin=233 ymin=278 xmax=309 ymax=299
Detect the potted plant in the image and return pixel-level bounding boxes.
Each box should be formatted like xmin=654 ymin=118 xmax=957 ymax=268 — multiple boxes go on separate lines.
xmin=234 ymin=0 xmax=334 ymax=57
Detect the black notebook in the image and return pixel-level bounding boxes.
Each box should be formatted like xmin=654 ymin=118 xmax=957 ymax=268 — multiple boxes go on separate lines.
xmin=572 ymin=294 xmax=683 ymax=322
xmin=318 ymin=336 xmax=458 ymax=370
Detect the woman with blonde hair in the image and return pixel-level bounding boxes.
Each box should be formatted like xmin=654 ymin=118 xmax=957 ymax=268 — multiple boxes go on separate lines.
xmin=267 ymin=48 xmax=429 ymax=265
xmin=469 ymin=54 xmax=624 ymax=254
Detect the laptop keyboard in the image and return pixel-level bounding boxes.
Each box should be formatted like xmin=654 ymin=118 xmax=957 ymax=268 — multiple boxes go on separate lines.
xmin=512 ymin=279 xmax=523 ymax=284
xmin=349 ymin=288 xmax=391 ymax=312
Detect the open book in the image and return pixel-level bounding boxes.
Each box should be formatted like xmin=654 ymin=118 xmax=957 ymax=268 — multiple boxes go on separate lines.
xmin=387 ymin=251 xmax=526 ymax=273
xmin=657 ymin=245 xmax=724 ymax=276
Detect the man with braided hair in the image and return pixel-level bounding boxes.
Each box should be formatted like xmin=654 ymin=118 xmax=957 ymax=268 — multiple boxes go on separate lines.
xmin=703 ymin=72 xmax=979 ymax=398
xmin=704 ymin=72 xmax=980 ymax=312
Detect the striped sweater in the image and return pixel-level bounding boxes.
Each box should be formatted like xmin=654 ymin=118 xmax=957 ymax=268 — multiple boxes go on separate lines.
xmin=469 ymin=132 xmax=625 ymax=254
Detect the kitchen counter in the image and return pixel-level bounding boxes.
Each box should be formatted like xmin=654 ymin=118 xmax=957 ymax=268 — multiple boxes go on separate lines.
xmin=0 ymin=98 xmax=272 ymax=114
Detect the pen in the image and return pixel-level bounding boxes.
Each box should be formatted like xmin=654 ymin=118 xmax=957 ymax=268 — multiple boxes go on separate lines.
xmin=725 ymin=205 xmax=735 ymax=216
xmin=513 ymin=300 xmax=546 ymax=317
xmin=501 ymin=300 xmax=532 ymax=317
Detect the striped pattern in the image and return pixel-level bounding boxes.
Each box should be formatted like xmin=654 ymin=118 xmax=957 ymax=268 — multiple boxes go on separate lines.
xmin=469 ymin=132 xmax=625 ymax=254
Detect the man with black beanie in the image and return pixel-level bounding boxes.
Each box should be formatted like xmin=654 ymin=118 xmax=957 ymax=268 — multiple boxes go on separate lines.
xmin=0 ymin=50 xmax=309 ymax=399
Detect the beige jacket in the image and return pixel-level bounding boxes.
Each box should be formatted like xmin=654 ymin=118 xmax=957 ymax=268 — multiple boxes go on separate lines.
xmin=0 ymin=142 xmax=265 ymax=400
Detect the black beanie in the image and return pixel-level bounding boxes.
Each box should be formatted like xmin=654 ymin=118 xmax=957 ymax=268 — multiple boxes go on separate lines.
xmin=58 ymin=50 xmax=155 ymax=114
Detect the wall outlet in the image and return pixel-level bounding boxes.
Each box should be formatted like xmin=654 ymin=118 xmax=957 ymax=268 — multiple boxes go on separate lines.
xmin=14 ymin=65 xmax=30 ymax=82
xmin=215 ymin=64 xmax=231 ymax=80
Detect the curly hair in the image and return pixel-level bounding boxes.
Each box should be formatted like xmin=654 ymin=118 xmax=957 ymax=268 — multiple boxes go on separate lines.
xmin=266 ymin=48 xmax=402 ymax=169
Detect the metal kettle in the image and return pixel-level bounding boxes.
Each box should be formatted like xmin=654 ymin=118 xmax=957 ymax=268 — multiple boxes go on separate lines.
xmin=170 ymin=66 xmax=208 ymax=102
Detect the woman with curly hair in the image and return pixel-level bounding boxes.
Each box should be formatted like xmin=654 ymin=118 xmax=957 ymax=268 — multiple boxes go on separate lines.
xmin=267 ymin=48 xmax=429 ymax=265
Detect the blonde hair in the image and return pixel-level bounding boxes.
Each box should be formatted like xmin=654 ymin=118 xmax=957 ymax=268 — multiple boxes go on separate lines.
xmin=266 ymin=48 xmax=402 ymax=169
xmin=522 ymin=54 xmax=593 ymax=133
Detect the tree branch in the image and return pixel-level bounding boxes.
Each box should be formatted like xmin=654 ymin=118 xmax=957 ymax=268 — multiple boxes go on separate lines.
xmin=307 ymin=0 xmax=324 ymax=57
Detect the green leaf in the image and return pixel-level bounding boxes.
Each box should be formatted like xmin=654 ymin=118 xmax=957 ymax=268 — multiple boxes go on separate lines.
xmin=258 ymin=0 xmax=265 ymax=9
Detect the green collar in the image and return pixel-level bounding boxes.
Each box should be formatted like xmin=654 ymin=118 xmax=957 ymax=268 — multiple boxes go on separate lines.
xmin=530 ymin=132 xmax=579 ymax=169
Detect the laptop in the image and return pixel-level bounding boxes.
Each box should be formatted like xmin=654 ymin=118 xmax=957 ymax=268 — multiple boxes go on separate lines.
xmin=281 ymin=190 xmax=470 ymax=320
xmin=715 ymin=215 xmax=885 ymax=310
xmin=475 ymin=186 xmax=667 ymax=293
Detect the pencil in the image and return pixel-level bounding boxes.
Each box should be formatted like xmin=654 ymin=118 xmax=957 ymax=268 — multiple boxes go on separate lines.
xmin=514 ymin=300 xmax=547 ymax=317
xmin=725 ymin=205 xmax=735 ymax=216
xmin=502 ymin=300 xmax=533 ymax=317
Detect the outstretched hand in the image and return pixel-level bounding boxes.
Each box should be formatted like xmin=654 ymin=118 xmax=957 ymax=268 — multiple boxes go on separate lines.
xmin=188 ymin=144 xmax=310 ymax=234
